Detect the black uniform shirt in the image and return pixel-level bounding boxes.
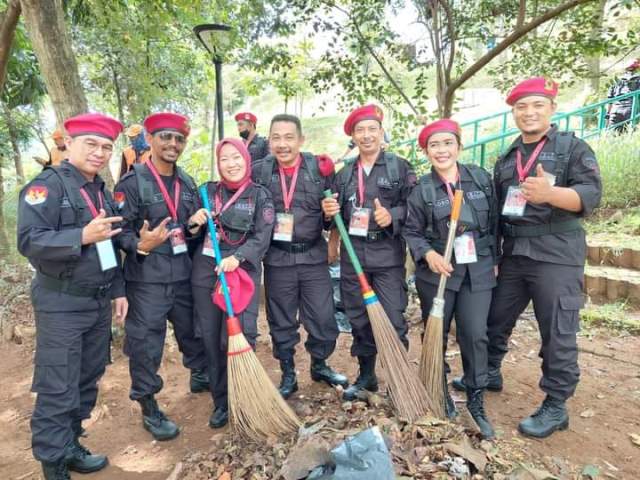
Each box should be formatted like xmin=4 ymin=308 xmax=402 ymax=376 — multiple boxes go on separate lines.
xmin=495 ymin=125 xmax=602 ymax=266
xmin=17 ymin=161 xmax=125 ymax=312
xmin=403 ymin=164 xmax=497 ymax=292
xmin=252 ymin=154 xmax=334 ymax=267
xmin=247 ymin=134 xmax=270 ymax=164
xmin=333 ymin=150 xmax=416 ymax=269
xmin=191 ymin=181 xmax=274 ymax=288
xmin=115 ymin=161 xmax=198 ymax=283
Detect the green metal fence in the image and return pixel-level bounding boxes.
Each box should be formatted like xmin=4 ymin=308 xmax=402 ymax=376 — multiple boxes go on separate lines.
xmin=394 ymin=89 xmax=640 ymax=170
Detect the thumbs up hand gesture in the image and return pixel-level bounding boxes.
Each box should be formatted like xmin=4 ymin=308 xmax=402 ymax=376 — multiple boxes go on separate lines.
xmin=521 ymin=164 xmax=553 ymax=204
xmin=373 ymin=198 xmax=392 ymax=228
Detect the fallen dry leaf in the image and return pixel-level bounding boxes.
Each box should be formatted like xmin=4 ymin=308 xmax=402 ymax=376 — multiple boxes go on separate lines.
xmin=443 ymin=435 xmax=487 ymax=472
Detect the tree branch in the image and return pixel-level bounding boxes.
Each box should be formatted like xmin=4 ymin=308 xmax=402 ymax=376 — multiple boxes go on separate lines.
xmin=348 ymin=15 xmax=420 ymax=116
xmin=439 ymin=0 xmax=456 ymax=85
xmin=448 ymin=0 xmax=596 ymax=94
xmin=0 ymin=0 xmax=22 ymax=92
xmin=517 ymin=0 xmax=527 ymax=28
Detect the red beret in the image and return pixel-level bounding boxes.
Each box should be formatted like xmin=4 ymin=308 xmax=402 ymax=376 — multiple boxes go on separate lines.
xmin=626 ymin=59 xmax=640 ymax=71
xmin=213 ymin=268 xmax=255 ymax=314
xmin=316 ymin=154 xmax=335 ymax=177
xmin=63 ymin=113 xmax=123 ymax=141
xmin=144 ymin=112 xmax=190 ymax=136
xmin=506 ymin=77 xmax=559 ymax=106
xmin=234 ymin=112 xmax=257 ymax=124
xmin=418 ymin=119 xmax=461 ymax=149
xmin=343 ymin=104 xmax=384 ymax=135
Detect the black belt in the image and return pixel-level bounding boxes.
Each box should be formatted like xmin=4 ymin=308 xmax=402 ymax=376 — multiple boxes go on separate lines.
xmin=37 ymin=274 xmax=112 ymax=298
xmin=349 ymin=230 xmax=387 ymax=242
xmin=430 ymin=234 xmax=493 ymax=253
xmin=502 ymin=218 xmax=582 ymax=238
xmin=272 ymin=237 xmax=322 ymax=254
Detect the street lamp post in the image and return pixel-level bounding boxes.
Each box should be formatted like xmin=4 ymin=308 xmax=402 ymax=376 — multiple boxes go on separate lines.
xmin=194 ymin=23 xmax=232 ymax=174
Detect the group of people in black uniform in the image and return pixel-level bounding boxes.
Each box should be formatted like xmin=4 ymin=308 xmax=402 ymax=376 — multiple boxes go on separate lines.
xmin=17 ymin=76 xmax=602 ymax=479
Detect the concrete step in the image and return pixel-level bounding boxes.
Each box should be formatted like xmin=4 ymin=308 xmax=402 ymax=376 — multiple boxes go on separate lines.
xmin=584 ymin=265 xmax=640 ymax=306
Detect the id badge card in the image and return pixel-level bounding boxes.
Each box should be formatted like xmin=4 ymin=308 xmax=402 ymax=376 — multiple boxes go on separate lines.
xmin=453 ymin=232 xmax=477 ymax=264
xmin=273 ymin=212 xmax=294 ymax=242
xmin=169 ymin=224 xmax=188 ymax=255
xmin=348 ymin=207 xmax=371 ymax=237
xmin=96 ymin=239 xmax=117 ymax=271
xmin=542 ymin=171 xmax=556 ymax=186
xmin=502 ymin=186 xmax=527 ymax=217
xmin=202 ymin=233 xmax=216 ymax=258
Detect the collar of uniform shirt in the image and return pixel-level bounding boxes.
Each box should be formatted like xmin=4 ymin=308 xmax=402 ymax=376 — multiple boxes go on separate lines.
xmin=430 ymin=163 xmax=470 ymax=187
xmin=359 ymin=149 xmax=386 ymax=166
xmin=507 ymin=123 xmax=559 ymax=157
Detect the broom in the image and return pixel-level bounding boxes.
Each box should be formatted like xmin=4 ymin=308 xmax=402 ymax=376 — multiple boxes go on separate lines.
xmin=200 ymin=186 xmax=301 ymax=440
xmin=323 ymin=190 xmax=438 ymax=422
xmin=419 ymin=189 xmax=464 ymax=419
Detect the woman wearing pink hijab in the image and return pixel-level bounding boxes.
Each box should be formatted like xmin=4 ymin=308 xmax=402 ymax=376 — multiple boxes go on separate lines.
xmin=189 ymin=138 xmax=274 ymax=429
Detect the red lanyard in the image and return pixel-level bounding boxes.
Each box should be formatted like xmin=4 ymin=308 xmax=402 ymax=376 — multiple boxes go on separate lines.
xmin=214 ymin=182 xmax=250 ymax=215
xmin=437 ymin=171 xmax=460 ymax=204
xmin=278 ymin=156 xmax=301 ymax=212
xmin=78 ymin=187 xmax=104 ymax=218
xmin=146 ymin=161 xmax=181 ymax=221
xmin=516 ymin=139 xmax=547 ymax=183
xmin=356 ymin=160 xmax=372 ymax=207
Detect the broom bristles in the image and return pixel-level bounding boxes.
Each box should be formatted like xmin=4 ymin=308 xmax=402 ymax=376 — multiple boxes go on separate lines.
xmin=419 ymin=313 xmax=446 ymax=419
xmin=227 ymin=332 xmax=301 ymax=440
xmin=365 ymin=301 xmax=440 ymax=421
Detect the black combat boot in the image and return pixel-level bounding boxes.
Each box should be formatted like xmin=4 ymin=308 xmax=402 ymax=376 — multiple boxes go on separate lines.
xmin=310 ymin=358 xmax=349 ymax=388
xmin=65 ymin=421 xmax=108 ymax=473
xmin=452 ymin=367 xmax=504 ymax=392
xmin=190 ymin=368 xmax=210 ymax=393
xmin=278 ymin=358 xmax=298 ymax=399
xmin=343 ymin=355 xmax=378 ymax=401
xmin=208 ymin=405 xmax=229 ymax=429
xmin=444 ymin=375 xmax=458 ymax=419
xmin=41 ymin=459 xmax=71 ymax=480
xmin=518 ymin=395 xmax=569 ymax=438
xmin=138 ymin=395 xmax=180 ymax=441
xmin=466 ymin=388 xmax=495 ymax=439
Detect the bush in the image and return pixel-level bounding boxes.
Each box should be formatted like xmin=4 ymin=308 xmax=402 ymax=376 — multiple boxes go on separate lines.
xmin=590 ymin=130 xmax=640 ymax=208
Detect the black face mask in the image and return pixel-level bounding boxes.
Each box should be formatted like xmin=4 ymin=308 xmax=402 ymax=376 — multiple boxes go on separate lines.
xmin=239 ymin=130 xmax=250 ymax=139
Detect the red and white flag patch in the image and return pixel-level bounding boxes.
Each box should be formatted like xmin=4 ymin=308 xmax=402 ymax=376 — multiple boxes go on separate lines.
xmin=114 ymin=191 xmax=126 ymax=209
xmin=24 ymin=185 xmax=48 ymax=206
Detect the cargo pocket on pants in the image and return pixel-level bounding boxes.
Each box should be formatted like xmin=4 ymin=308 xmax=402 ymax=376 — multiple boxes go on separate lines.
xmin=556 ymin=295 xmax=584 ymax=335
xmin=31 ymin=348 xmax=69 ymax=394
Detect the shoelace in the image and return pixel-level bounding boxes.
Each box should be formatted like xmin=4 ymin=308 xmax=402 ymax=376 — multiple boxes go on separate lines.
xmin=73 ymin=440 xmax=92 ymax=458
xmin=55 ymin=462 xmax=71 ymax=480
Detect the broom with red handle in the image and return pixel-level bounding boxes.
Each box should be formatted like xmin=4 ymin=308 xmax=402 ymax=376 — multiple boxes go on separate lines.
xmin=200 ymin=186 xmax=300 ymax=439
xmin=419 ymin=189 xmax=464 ymax=419
xmin=323 ymin=190 xmax=438 ymax=421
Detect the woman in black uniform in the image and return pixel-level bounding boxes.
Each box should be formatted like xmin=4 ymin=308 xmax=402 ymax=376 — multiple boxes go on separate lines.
xmin=403 ymin=119 xmax=497 ymax=439
xmin=189 ymin=138 xmax=274 ymax=429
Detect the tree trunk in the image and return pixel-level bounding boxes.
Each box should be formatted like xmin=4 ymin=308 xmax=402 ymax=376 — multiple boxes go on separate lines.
xmin=0 ymin=0 xmax=21 ymax=92
xmin=586 ymin=0 xmax=606 ymax=93
xmin=0 ymin=155 xmax=9 ymax=257
xmin=20 ymin=0 xmax=115 ymax=188
xmin=2 ymin=101 xmax=25 ymax=185
xmin=111 ymin=65 xmax=125 ymax=124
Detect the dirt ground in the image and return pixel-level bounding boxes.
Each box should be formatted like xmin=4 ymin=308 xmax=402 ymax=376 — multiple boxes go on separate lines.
xmin=1 ymin=300 xmax=639 ymax=480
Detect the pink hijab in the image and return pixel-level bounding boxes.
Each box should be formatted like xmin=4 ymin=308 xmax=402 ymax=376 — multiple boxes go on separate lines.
xmin=215 ymin=137 xmax=252 ymax=190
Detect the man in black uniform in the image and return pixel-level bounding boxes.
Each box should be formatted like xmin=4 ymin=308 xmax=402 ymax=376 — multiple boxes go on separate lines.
xmin=321 ymin=104 xmax=417 ymax=401
xmin=18 ymin=113 xmax=127 ymax=479
xmin=456 ymin=77 xmax=601 ymax=439
xmin=115 ymin=112 xmax=208 ymax=441
xmin=252 ymin=113 xmax=348 ymax=399
xmin=606 ymin=59 xmax=640 ymax=132
xmin=235 ymin=111 xmax=270 ymax=163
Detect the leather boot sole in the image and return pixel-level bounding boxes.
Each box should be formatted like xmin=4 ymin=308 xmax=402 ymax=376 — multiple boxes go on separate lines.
xmin=143 ymin=420 xmax=180 ymax=441
xmin=68 ymin=457 xmax=109 ymax=474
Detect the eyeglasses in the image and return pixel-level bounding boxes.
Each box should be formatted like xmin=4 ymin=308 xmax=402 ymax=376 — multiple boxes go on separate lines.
xmin=156 ymin=131 xmax=186 ymax=144
xmin=82 ymin=139 xmax=114 ymax=155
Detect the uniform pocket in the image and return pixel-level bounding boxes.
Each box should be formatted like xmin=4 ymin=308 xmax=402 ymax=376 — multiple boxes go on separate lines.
xmin=556 ymin=294 xmax=584 ymax=335
xmin=31 ymin=348 xmax=69 ymax=394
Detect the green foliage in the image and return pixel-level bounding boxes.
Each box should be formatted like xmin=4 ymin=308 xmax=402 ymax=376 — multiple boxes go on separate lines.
xmin=590 ymin=130 xmax=640 ymax=208
xmin=580 ymin=301 xmax=640 ymax=334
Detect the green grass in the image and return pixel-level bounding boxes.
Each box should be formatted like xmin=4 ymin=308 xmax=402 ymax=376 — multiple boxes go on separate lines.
xmin=581 ymin=302 xmax=640 ymax=334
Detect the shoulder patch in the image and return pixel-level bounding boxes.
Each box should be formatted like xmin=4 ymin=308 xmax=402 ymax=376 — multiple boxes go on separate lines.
xmin=114 ymin=191 xmax=126 ymax=209
xmin=263 ymin=206 xmax=275 ymax=224
xmin=24 ymin=185 xmax=48 ymax=206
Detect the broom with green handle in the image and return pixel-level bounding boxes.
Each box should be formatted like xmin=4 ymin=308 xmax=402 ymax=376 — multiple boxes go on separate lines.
xmin=200 ymin=186 xmax=300 ymax=439
xmin=419 ymin=189 xmax=464 ymax=419
xmin=323 ymin=189 xmax=437 ymax=421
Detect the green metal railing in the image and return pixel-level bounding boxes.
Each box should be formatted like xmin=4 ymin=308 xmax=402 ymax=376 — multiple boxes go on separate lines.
xmin=395 ymin=89 xmax=640 ymax=169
